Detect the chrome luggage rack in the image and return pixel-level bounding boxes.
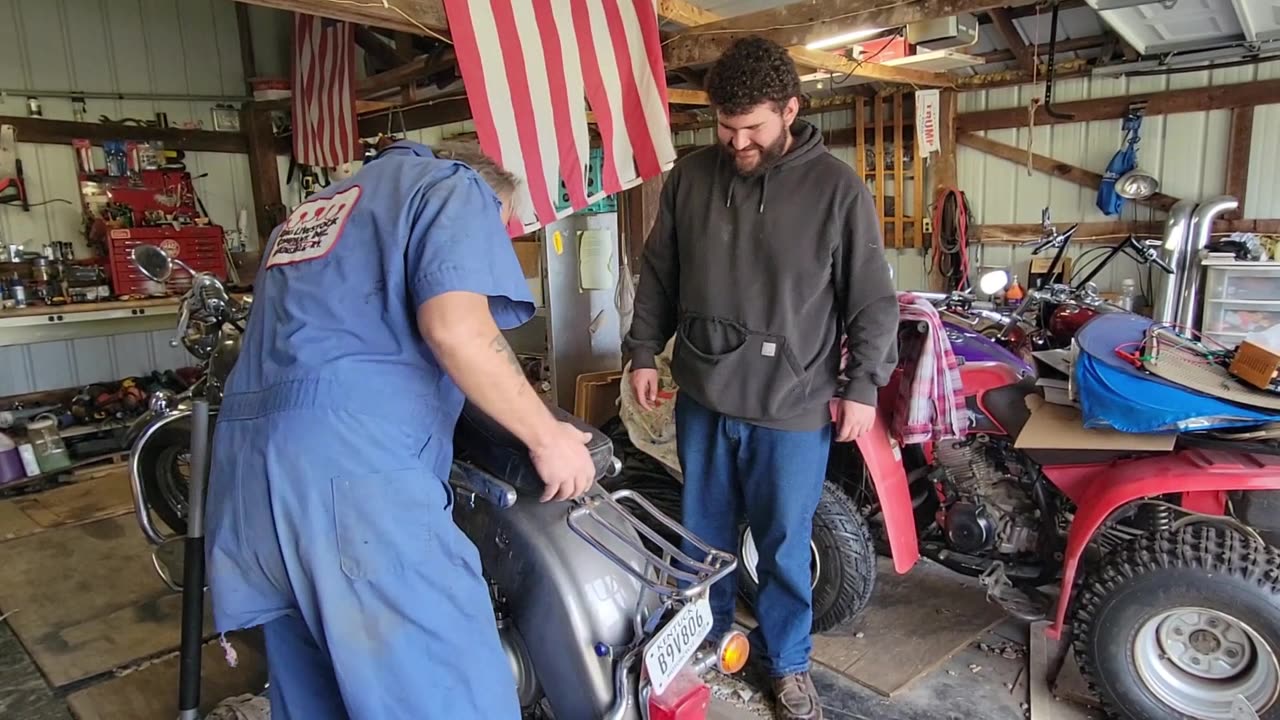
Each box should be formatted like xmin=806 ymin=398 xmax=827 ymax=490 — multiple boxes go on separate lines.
xmin=568 ymin=486 xmax=737 ymax=600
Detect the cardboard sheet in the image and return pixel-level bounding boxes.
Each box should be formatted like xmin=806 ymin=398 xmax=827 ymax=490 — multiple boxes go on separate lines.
xmin=1015 ymin=395 xmax=1176 ymax=452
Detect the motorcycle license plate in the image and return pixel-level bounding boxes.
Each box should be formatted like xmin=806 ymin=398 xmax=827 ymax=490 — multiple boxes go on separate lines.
xmin=643 ymin=595 xmax=714 ymax=695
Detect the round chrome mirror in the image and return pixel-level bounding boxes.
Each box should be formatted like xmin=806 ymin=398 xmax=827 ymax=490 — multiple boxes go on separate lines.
xmin=1116 ymin=169 xmax=1159 ymax=200
xmin=131 ymin=245 xmax=174 ymax=282
xmin=978 ymin=270 xmax=1010 ymax=296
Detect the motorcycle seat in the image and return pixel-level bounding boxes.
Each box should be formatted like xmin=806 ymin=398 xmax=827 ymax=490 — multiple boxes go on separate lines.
xmin=453 ymin=401 xmax=616 ymax=496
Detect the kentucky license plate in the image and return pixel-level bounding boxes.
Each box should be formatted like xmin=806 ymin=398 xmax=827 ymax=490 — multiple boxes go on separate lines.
xmin=643 ymin=595 xmax=714 ymax=695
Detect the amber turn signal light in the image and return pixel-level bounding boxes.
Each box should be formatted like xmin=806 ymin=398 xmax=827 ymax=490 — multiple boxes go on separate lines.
xmin=717 ymin=631 xmax=750 ymax=674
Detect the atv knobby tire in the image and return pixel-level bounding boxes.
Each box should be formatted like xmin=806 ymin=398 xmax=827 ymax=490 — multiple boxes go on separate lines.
xmin=739 ymin=481 xmax=876 ymax=633
xmin=1072 ymin=524 xmax=1280 ymax=720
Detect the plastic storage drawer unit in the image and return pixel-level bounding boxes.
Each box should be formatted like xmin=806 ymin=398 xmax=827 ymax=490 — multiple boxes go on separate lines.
xmin=1201 ymin=259 xmax=1280 ymax=349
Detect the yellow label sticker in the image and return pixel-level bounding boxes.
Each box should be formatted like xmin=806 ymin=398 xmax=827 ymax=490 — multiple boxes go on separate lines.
xmin=552 ymin=230 xmax=564 ymax=255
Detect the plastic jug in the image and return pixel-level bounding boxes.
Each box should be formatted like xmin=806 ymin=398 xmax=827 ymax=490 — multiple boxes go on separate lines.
xmin=0 ymin=432 xmax=23 ymax=485
xmin=25 ymin=414 xmax=72 ymax=473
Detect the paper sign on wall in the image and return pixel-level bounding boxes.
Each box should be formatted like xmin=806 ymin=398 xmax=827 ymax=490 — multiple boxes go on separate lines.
xmin=578 ymin=230 xmax=615 ymax=291
xmin=915 ymin=89 xmax=941 ymax=156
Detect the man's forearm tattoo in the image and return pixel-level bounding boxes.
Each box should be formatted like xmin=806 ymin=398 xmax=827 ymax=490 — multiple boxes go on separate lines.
xmin=490 ymin=332 xmax=525 ymax=376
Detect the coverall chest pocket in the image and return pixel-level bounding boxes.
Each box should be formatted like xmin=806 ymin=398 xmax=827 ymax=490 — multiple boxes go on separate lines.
xmin=332 ymin=468 xmax=446 ymax=581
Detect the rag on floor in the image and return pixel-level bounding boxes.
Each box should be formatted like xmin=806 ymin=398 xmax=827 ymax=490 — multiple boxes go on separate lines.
xmin=890 ymin=293 xmax=970 ymax=444
xmin=206 ymin=694 xmax=271 ymax=720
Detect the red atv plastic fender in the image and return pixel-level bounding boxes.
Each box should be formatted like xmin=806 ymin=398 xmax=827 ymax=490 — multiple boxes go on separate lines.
xmin=1041 ymin=448 xmax=1280 ymax=639
xmin=857 ymin=414 xmax=1280 ymax=639
xmin=853 ymin=416 xmax=920 ymax=574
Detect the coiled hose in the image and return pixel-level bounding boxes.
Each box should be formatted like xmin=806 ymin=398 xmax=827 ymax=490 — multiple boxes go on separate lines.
xmin=931 ymin=188 xmax=973 ymax=292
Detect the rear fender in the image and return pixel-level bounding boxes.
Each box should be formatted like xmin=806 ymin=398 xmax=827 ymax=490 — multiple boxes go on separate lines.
xmin=853 ymin=416 xmax=920 ymax=574
xmin=1044 ymin=449 xmax=1280 ymax=640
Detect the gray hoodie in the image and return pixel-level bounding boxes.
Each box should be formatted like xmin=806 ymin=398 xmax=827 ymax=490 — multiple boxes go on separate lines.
xmin=624 ymin=119 xmax=899 ymax=431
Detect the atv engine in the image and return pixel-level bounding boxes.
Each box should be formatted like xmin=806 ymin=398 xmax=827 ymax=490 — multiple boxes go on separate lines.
xmin=934 ymin=437 xmax=1039 ymax=556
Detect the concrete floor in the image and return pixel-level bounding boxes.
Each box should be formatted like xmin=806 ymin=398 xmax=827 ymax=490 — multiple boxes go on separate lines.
xmin=710 ymin=619 xmax=1102 ymax=720
xmin=0 ymin=610 xmax=1099 ymax=720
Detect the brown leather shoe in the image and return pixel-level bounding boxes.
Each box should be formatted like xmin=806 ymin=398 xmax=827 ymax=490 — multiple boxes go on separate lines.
xmin=772 ymin=672 xmax=823 ymax=720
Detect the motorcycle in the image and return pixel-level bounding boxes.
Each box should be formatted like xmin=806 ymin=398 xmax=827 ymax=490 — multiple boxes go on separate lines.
xmin=125 ymin=244 xmax=749 ymax=720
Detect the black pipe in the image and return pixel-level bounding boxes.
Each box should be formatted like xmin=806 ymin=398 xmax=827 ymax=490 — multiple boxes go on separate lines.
xmin=177 ymin=399 xmax=211 ymax=720
xmin=1044 ymin=2 xmax=1075 ymax=121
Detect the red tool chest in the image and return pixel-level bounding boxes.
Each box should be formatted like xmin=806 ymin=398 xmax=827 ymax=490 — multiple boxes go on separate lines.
xmin=105 ymin=226 xmax=228 ymax=297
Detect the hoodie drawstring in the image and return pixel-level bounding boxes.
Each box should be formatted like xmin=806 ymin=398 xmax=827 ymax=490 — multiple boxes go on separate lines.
xmin=718 ymin=146 xmax=773 ymax=213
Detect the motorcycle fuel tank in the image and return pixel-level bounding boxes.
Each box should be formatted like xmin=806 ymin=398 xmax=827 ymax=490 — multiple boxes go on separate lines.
xmin=944 ymin=321 xmax=1036 ymax=377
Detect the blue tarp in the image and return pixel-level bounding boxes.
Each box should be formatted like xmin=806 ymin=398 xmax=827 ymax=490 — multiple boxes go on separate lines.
xmin=1074 ymin=313 xmax=1280 ymax=433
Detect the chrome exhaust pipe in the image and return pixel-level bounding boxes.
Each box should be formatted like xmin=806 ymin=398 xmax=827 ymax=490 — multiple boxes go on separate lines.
xmin=1153 ymin=199 xmax=1196 ymax=324
xmin=1176 ymin=195 xmax=1239 ymax=329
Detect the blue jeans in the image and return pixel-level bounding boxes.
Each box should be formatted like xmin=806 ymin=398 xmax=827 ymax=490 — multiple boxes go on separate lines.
xmin=676 ymin=394 xmax=830 ymax=677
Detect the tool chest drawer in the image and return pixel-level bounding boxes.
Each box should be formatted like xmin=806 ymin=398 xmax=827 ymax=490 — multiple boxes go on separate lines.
xmin=104 ymin=226 xmax=227 ymax=297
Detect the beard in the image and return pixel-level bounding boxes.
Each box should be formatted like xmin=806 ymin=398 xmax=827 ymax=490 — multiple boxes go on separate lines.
xmin=721 ymin=129 xmax=789 ymax=177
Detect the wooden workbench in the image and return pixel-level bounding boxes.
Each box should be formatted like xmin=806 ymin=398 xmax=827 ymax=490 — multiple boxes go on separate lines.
xmin=1 ymin=297 xmax=181 ymax=319
xmin=0 ymin=297 xmax=183 ymax=347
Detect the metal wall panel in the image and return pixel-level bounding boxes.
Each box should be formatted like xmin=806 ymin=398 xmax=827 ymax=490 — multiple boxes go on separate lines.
xmin=0 ymin=0 xmax=278 ymax=257
xmin=0 ymin=0 xmax=277 ymax=396
xmin=0 ymin=329 xmax=193 ymax=396
xmin=957 ymin=60 xmax=1280 ymax=296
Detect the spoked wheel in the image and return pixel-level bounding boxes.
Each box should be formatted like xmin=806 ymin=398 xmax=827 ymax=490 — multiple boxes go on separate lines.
xmin=155 ymin=445 xmax=192 ymax=524
xmin=738 ymin=481 xmax=876 ymax=633
xmin=1073 ymin=524 xmax=1280 ymax=719
xmin=134 ymin=418 xmax=194 ymax=537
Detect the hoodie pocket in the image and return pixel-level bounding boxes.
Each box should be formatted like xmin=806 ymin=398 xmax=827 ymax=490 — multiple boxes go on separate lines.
xmin=672 ymin=313 xmax=808 ymax=422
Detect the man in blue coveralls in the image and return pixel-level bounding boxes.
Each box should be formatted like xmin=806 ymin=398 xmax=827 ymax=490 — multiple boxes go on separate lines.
xmin=205 ymin=138 xmax=597 ymax=719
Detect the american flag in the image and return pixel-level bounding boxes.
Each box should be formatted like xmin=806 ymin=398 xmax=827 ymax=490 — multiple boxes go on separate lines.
xmin=443 ymin=0 xmax=677 ymax=235
xmin=292 ymin=14 xmax=360 ymax=168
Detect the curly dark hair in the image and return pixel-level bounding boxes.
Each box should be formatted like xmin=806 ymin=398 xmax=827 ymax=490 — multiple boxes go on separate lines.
xmin=704 ymin=36 xmax=801 ymax=116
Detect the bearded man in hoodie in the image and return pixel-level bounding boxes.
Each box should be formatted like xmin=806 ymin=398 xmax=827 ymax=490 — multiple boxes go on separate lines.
xmin=623 ymin=37 xmax=899 ymax=720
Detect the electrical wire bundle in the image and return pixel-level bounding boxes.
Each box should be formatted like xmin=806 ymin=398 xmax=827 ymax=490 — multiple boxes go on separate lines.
xmin=931 ymin=188 xmax=972 ymax=292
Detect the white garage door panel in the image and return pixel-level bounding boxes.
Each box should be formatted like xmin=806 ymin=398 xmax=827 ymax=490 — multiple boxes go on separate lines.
xmin=1090 ymin=0 xmax=1254 ymax=53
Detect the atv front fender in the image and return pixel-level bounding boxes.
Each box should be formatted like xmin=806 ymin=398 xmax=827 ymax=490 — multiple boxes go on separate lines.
xmin=855 ymin=416 xmax=920 ymax=574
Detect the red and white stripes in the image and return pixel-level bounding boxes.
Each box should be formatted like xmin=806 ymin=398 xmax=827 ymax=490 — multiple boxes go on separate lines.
xmin=292 ymin=14 xmax=360 ymax=169
xmin=444 ymin=0 xmax=677 ymax=235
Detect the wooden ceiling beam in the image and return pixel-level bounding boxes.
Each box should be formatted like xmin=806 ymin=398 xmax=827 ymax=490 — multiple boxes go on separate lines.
xmin=657 ymin=0 xmax=720 ymax=27
xmin=957 ymin=78 xmax=1280 ymax=130
xmin=2 ymin=114 xmax=246 ymax=153
xmin=658 ymin=0 xmax=953 ymax=88
xmin=354 ymin=26 xmax=410 ymax=70
xmin=663 ymin=0 xmax=1005 ymax=70
xmin=668 ymin=88 xmax=711 ymax=105
xmin=234 ymin=0 xmax=450 ymax=39
xmin=978 ymin=34 xmax=1107 ymax=64
xmin=955 ymin=57 xmax=1090 ymax=90
xmin=986 ymin=8 xmax=1035 ymax=73
xmin=958 ymin=132 xmax=1182 ymax=211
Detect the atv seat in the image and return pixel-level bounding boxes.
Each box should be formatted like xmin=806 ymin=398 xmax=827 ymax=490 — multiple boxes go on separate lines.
xmin=453 ymin=401 xmax=617 ymax=497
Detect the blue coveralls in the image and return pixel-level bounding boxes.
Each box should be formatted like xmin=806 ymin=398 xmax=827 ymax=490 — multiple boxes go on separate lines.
xmin=205 ymin=141 xmax=533 ymax=719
